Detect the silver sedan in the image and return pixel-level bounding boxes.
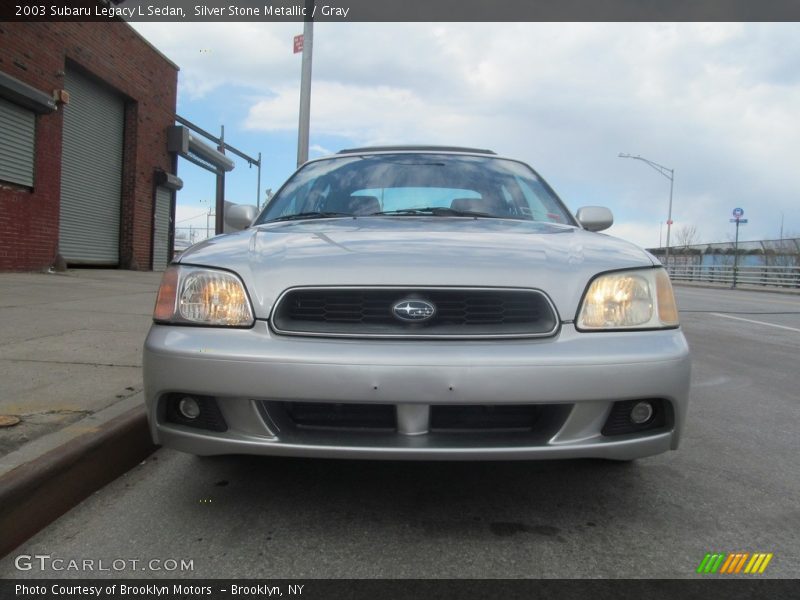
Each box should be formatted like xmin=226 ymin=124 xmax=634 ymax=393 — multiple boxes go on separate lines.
xmin=144 ymin=147 xmax=690 ymax=461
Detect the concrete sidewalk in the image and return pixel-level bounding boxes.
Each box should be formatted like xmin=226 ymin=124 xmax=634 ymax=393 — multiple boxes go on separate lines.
xmin=0 ymin=269 xmax=162 ymax=555
xmin=0 ymin=269 xmax=160 ymax=461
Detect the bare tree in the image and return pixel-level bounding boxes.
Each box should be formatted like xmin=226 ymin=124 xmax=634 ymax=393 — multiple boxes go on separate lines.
xmin=766 ymin=234 xmax=800 ymax=267
xmin=674 ymin=224 xmax=699 ymax=248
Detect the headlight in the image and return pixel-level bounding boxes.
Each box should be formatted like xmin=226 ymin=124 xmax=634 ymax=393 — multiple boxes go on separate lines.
xmin=153 ymin=266 xmax=254 ymax=327
xmin=576 ymin=268 xmax=679 ymax=331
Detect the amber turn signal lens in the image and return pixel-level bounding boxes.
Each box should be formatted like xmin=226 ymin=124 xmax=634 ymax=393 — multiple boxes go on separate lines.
xmin=153 ymin=267 xmax=179 ymax=322
xmin=655 ymin=269 xmax=679 ymax=326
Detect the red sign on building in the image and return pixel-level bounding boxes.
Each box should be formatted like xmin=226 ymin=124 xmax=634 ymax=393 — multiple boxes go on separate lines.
xmin=293 ymin=34 xmax=303 ymax=54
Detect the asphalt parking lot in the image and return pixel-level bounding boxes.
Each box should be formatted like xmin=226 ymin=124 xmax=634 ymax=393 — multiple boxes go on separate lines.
xmin=2 ymin=285 xmax=798 ymax=579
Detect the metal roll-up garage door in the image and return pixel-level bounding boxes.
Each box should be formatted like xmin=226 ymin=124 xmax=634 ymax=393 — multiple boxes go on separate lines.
xmin=59 ymin=68 xmax=124 ymax=264
xmin=0 ymin=97 xmax=36 ymax=188
xmin=152 ymin=186 xmax=172 ymax=271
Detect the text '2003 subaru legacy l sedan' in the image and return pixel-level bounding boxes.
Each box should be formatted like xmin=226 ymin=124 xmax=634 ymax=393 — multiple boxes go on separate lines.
xmin=144 ymin=146 xmax=690 ymax=461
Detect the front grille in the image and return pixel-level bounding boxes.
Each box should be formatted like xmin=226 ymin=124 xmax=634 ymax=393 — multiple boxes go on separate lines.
xmin=284 ymin=402 xmax=395 ymax=431
xmin=262 ymin=401 xmax=571 ymax=441
xmin=430 ymin=405 xmax=544 ymax=432
xmin=271 ymin=287 xmax=559 ymax=338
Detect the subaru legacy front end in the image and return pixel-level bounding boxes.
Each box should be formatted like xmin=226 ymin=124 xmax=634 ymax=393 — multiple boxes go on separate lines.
xmin=143 ymin=147 xmax=690 ymax=461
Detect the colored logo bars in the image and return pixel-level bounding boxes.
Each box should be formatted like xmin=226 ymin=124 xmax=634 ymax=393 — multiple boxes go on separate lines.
xmin=696 ymin=552 xmax=773 ymax=575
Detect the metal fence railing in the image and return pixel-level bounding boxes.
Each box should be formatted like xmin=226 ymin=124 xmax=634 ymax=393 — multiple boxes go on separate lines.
xmin=669 ymin=264 xmax=800 ymax=289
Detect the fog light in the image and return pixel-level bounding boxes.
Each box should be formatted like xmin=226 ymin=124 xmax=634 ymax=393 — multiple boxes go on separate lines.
xmin=630 ymin=401 xmax=654 ymax=424
xmin=178 ymin=397 xmax=201 ymax=420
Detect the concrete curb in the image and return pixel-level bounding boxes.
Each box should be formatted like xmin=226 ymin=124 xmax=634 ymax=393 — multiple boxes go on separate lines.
xmin=0 ymin=402 xmax=156 ymax=558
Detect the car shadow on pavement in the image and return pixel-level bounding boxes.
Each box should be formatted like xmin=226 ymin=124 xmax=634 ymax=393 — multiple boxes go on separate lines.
xmin=186 ymin=454 xmax=658 ymax=544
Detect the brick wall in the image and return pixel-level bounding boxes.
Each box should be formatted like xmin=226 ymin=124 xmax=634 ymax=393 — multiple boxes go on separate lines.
xmin=0 ymin=22 xmax=178 ymax=271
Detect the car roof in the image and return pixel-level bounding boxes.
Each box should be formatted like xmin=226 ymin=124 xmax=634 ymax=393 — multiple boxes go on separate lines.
xmin=336 ymin=145 xmax=497 ymax=156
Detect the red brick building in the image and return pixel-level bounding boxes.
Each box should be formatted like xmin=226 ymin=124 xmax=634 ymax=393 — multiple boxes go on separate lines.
xmin=0 ymin=21 xmax=179 ymax=271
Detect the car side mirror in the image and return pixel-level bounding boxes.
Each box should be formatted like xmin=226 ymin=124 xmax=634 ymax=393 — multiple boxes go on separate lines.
xmin=576 ymin=206 xmax=613 ymax=232
xmin=225 ymin=204 xmax=258 ymax=232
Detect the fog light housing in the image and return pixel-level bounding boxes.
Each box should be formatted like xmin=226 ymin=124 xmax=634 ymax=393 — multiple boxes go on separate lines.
xmin=602 ymin=398 xmax=669 ymax=436
xmin=163 ymin=393 xmax=228 ymax=432
xmin=178 ymin=396 xmax=200 ymax=420
xmin=630 ymin=401 xmax=654 ymax=424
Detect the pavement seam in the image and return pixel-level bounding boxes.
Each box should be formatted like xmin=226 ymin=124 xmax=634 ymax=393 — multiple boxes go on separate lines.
xmin=16 ymin=409 xmax=92 ymax=418
xmin=0 ymin=358 xmax=141 ymax=368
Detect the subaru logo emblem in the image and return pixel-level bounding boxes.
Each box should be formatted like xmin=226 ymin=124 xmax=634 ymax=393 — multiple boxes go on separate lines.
xmin=392 ymin=299 xmax=436 ymax=322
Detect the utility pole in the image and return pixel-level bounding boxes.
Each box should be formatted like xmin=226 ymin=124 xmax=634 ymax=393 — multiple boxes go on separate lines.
xmin=206 ymin=208 xmax=215 ymax=240
xmin=296 ymin=0 xmax=314 ymax=167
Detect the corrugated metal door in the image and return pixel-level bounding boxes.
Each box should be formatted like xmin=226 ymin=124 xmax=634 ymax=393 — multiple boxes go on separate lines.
xmin=152 ymin=186 xmax=172 ymax=271
xmin=0 ymin=97 xmax=36 ymax=187
xmin=59 ymin=68 xmax=124 ymax=264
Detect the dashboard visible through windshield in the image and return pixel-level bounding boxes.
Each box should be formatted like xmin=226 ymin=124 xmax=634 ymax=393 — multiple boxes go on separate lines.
xmin=255 ymin=153 xmax=577 ymax=225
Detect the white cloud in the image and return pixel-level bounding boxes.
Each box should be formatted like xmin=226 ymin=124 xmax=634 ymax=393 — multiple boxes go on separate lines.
xmin=244 ymin=81 xmax=476 ymax=145
xmin=132 ymin=22 xmax=800 ymax=246
xmin=607 ymin=221 xmax=666 ymax=250
xmin=309 ymin=143 xmax=333 ymax=156
xmin=132 ymin=22 xmax=302 ymax=99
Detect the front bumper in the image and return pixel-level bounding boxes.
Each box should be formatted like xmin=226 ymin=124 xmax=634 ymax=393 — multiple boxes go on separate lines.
xmin=143 ymin=322 xmax=690 ymax=461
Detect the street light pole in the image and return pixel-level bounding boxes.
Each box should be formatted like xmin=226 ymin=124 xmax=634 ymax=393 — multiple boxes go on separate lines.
xmin=619 ymin=153 xmax=675 ymax=269
xmin=215 ymin=125 xmax=225 ymax=235
xmin=667 ymin=168 xmax=674 ymax=263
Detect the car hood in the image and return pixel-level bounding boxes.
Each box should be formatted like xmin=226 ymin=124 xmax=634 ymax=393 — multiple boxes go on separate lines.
xmin=177 ymin=217 xmax=657 ymax=320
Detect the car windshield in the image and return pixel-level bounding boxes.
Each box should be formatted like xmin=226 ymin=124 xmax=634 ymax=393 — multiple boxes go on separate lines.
xmin=254 ymin=153 xmax=577 ymax=225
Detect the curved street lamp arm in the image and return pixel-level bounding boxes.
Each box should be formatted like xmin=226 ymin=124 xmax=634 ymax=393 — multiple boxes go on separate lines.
xmin=618 ymin=152 xmax=676 ymax=269
xmin=618 ymin=153 xmax=674 ymax=181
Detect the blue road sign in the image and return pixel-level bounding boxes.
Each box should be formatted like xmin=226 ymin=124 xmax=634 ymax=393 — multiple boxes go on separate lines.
xmin=732 ymin=207 xmax=744 ymax=218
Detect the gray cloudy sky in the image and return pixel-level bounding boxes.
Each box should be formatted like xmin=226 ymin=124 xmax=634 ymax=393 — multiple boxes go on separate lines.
xmin=133 ymin=22 xmax=800 ymax=247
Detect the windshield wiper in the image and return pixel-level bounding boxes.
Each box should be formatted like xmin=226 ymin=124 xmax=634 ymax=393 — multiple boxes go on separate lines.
xmin=369 ymin=207 xmax=497 ymax=218
xmin=269 ymin=212 xmax=352 ymax=222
